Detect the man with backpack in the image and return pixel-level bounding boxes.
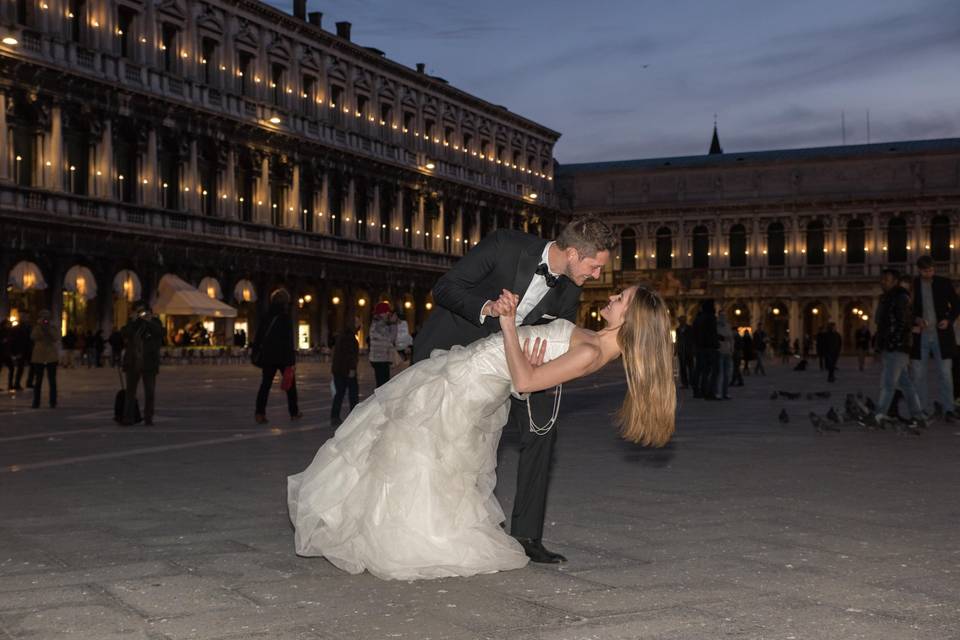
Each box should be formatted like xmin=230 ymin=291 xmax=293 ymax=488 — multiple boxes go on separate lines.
xmin=121 ymin=302 xmax=163 ymax=426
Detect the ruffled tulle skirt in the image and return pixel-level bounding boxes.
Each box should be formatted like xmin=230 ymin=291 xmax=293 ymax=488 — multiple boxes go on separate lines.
xmin=287 ymin=345 xmax=528 ymax=580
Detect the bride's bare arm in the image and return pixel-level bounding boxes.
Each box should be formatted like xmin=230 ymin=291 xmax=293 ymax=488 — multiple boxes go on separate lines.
xmin=497 ymin=290 xmax=603 ymax=393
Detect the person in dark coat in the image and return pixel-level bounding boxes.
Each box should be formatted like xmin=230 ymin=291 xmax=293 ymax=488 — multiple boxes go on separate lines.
xmin=691 ymin=299 xmax=719 ymax=399
xmin=330 ymin=314 xmax=361 ymax=426
xmin=821 ymin=322 xmax=842 ymax=382
xmin=0 ymin=319 xmax=13 ymax=389
xmin=731 ymin=330 xmax=744 ymax=387
xmin=8 ymin=314 xmax=32 ymax=390
xmin=910 ymin=255 xmax=959 ymax=418
xmin=753 ymin=326 xmax=768 ymax=375
xmin=855 ymin=325 xmax=871 ymax=371
xmin=741 ymin=329 xmax=754 ymax=375
xmin=30 ymin=310 xmax=60 ymax=408
xmin=675 ymin=315 xmax=695 ymax=389
xmin=108 ymin=329 xmax=123 ymax=368
xmin=874 ymin=269 xmax=924 ymax=426
xmin=121 ymin=302 xmax=164 ymax=425
xmin=253 ymin=289 xmax=300 ymax=424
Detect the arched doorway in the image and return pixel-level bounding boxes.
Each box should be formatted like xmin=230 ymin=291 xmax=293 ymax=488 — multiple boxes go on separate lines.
xmin=803 ymin=300 xmax=828 ymax=345
xmin=846 ymin=219 xmax=866 ymax=264
xmin=767 ymin=222 xmax=785 ymax=266
xmin=727 ymin=301 xmax=751 ymax=330
xmin=729 ymin=224 xmax=747 ymax=267
xmin=655 ymin=227 xmax=672 ymax=269
xmin=692 ymin=225 xmax=709 ymax=269
xmin=764 ymin=301 xmax=789 ymax=350
xmin=930 ymin=214 xmax=951 ymax=263
xmin=620 ymin=228 xmax=636 ymax=271
xmin=62 ymin=265 xmax=98 ymax=337
xmin=6 ymin=260 xmax=48 ymax=327
xmin=843 ymin=301 xmax=871 ymax=351
xmin=806 ymin=219 xmax=825 ymax=265
xmin=887 ymin=216 xmax=907 ymax=264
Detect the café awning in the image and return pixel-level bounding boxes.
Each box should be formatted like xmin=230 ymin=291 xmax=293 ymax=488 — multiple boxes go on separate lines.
xmin=154 ymin=274 xmax=237 ymax=317
xmin=7 ymin=261 xmax=47 ymax=291
xmin=64 ymin=265 xmax=97 ymax=300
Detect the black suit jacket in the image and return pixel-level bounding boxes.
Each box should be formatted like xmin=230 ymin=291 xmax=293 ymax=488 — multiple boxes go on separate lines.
xmin=413 ymin=229 xmax=581 ymax=362
xmin=911 ymin=274 xmax=959 ymax=358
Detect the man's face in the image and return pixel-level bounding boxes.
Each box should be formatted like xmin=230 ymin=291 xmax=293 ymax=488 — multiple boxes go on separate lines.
xmin=919 ymin=266 xmax=935 ymax=281
xmin=880 ymin=273 xmax=897 ymax=291
xmin=563 ymin=249 xmax=610 ymax=286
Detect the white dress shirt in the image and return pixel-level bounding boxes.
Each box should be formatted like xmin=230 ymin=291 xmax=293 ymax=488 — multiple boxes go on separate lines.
xmin=480 ymin=242 xmax=559 ymax=325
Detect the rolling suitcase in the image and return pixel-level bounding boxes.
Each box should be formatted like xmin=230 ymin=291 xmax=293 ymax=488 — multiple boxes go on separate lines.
xmin=114 ymin=369 xmax=142 ymax=425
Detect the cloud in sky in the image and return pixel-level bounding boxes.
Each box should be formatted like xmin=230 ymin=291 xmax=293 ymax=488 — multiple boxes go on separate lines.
xmin=266 ymin=0 xmax=960 ymax=162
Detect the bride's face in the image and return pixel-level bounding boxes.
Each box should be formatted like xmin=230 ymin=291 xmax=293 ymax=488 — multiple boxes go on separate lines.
xmin=599 ymin=287 xmax=636 ymax=327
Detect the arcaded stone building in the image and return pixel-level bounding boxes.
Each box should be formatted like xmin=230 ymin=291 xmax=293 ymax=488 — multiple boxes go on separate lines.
xmin=0 ymin=0 xmax=559 ymax=346
xmin=559 ymin=132 xmax=960 ymax=349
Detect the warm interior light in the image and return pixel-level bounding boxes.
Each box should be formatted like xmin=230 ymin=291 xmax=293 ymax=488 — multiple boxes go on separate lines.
xmin=2 ymin=37 xmax=19 ymax=46
xmin=331 ymin=296 xmax=340 ymax=305
xmin=425 ymin=302 xmax=433 ymax=310
xmin=268 ymin=116 xmax=281 ymax=124
xmin=358 ymin=298 xmax=367 ymax=307
xmin=424 ymin=161 xmax=435 ymax=170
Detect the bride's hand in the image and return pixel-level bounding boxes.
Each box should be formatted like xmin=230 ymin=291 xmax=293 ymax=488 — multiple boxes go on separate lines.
xmin=495 ymin=289 xmax=518 ymax=319
xmin=522 ymin=337 xmax=548 ymax=367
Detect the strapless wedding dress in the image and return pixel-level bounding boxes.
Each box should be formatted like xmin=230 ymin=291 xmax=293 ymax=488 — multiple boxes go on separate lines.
xmin=287 ymin=319 xmax=575 ymax=580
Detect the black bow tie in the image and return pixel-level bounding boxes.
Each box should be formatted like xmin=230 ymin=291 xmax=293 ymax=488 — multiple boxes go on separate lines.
xmin=535 ymin=263 xmax=558 ymax=288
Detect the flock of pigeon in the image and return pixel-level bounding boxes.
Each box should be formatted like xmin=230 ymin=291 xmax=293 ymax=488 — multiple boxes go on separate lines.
xmin=772 ymin=390 xmax=947 ymax=436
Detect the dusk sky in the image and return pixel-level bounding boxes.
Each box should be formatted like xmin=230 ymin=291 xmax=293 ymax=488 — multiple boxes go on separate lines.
xmin=266 ymin=0 xmax=960 ymax=163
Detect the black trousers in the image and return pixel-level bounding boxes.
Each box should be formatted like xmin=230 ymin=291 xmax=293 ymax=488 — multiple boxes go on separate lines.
xmin=507 ymin=390 xmax=558 ymax=541
xmin=825 ymin=355 xmax=838 ymax=382
xmin=125 ymin=369 xmax=156 ymax=422
xmin=256 ymin=365 xmax=298 ymax=417
xmin=693 ymin=349 xmax=719 ymax=398
xmin=371 ymin=362 xmax=391 ymax=388
xmin=331 ymin=374 xmax=359 ymax=420
xmin=30 ymin=363 xmax=57 ymax=407
xmin=677 ymin=351 xmax=694 ymax=388
xmin=10 ymin=355 xmax=28 ymax=388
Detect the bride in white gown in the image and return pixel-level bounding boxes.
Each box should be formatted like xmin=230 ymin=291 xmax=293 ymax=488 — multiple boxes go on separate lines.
xmin=288 ymin=285 xmax=675 ymax=580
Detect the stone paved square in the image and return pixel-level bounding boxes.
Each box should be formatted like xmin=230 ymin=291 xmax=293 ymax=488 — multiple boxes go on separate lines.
xmin=1 ymin=357 xmax=959 ymax=639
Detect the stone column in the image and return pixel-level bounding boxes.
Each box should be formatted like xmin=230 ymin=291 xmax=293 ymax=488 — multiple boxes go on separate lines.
xmin=188 ymin=140 xmax=199 ymax=212
xmin=144 ymin=129 xmax=158 ymax=206
xmin=371 ymin=183 xmax=381 ymax=241
xmin=471 ymin=209 xmax=481 ymax=247
xmin=434 ymin=200 xmax=446 ymax=252
xmin=257 ymin=154 xmax=269 ymax=224
xmin=0 ymin=91 xmax=8 ymax=182
xmin=453 ymin=205 xmax=464 ymax=255
xmin=290 ymin=163 xmax=301 ymax=228
xmin=392 ymin=187 xmax=404 ymax=245
xmin=315 ymin=173 xmax=327 ymax=234
xmin=343 ymin=178 xmax=356 ymax=238
xmin=788 ymin=299 xmax=800 ymax=347
xmin=414 ymin=193 xmax=425 ymax=250
xmin=224 ymin=148 xmax=237 ymax=219
xmin=100 ymin=119 xmax=114 ymax=199
xmin=46 ymin=104 xmax=64 ymax=190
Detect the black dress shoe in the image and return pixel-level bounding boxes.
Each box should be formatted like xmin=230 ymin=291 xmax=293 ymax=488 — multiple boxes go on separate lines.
xmin=515 ymin=537 xmax=566 ymax=564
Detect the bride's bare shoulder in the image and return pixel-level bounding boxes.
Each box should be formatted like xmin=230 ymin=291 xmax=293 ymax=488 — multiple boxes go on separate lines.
xmin=569 ymin=326 xmax=598 ymax=347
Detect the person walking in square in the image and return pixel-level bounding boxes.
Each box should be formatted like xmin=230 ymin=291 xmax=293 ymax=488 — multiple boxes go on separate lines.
xmin=29 ymin=310 xmax=60 ymax=409
xmin=855 ymin=324 xmax=872 ymax=371
xmin=873 ymin=269 xmax=926 ymax=430
xmin=822 ymin=321 xmax=842 ymax=382
xmin=910 ymin=255 xmax=959 ymax=419
xmin=253 ymin=289 xmax=301 ymax=424
xmin=330 ymin=314 xmax=360 ymax=426
xmin=121 ymin=302 xmax=163 ymax=426
xmin=8 ymin=314 xmax=32 ymax=390
xmin=753 ymin=326 xmax=767 ymax=375
xmin=716 ymin=310 xmax=735 ymax=399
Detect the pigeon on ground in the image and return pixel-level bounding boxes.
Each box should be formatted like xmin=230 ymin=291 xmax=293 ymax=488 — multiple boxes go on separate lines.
xmin=770 ymin=391 xmax=779 ymax=400
xmin=809 ymin=412 xmax=841 ymax=432
xmin=864 ymin=397 xmax=876 ymax=412
xmin=826 ymin=407 xmax=841 ymax=423
xmin=778 ymin=409 xmax=789 ymax=424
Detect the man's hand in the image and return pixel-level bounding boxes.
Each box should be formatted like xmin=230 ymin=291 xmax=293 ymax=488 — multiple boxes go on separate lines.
xmin=938 ymin=319 xmax=949 ymax=330
xmin=522 ymin=337 xmax=548 ymax=367
xmin=481 ymin=300 xmax=502 ymax=319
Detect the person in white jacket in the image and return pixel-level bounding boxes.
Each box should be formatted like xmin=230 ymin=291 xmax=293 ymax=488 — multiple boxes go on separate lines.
xmin=368 ymin=302 xmax=398 ymax=388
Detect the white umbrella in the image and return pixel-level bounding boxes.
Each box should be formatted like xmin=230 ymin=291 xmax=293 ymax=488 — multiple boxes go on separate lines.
xmin=7 ymin=261 xmax=47 ymax=291
xmin=63 ymin=265 xmax=98 ymax=300
xmin=153 ymin=274 xmax=237 ymax=317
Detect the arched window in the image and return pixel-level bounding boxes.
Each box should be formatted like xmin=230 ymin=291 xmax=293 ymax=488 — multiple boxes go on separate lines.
xmin=931 ymin=215 xmax=951 ymax=262
xmin=620 ymin=228 xmax=636 ymax=270
xmin=767 ymin=221 xmax=785 ymax=266
xmin=887 ymin=216 xmax=907 ymax=263
xmin=806 ymin=219 xmax=824 ymax=265
xmin=846 ymin=219 xmax=865 ymax=264
xmin=692 ymin=225 xmax=710 ymax=269
xmin=656 ymin=227 xmax=672 ymax=269
xmin=729 ymin=224 xmax=747 ymax=267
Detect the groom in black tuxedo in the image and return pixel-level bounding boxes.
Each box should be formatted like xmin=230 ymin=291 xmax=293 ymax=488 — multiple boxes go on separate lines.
xmin=413 ymin=216 xmax=616 ymax=563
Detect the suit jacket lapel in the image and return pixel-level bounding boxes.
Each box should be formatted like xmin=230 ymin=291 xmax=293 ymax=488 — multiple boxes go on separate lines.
xmin=514 ymin=239 xmax=547 ymax=300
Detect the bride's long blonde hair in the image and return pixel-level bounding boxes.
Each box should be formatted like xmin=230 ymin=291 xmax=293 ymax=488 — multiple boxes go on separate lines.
xmin=615 ymin=287 xmax=676 ymax=447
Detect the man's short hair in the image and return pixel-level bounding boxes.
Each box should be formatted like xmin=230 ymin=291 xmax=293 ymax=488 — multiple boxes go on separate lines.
xmin=916 ymin=255 xmax=934 ymax=270
xmin=881 ymin=268 xmax=900 ymax=280
xmin=555 ymin=215 xmax=616 ymax=257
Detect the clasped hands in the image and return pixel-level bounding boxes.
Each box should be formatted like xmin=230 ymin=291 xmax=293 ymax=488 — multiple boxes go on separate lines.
xmin=488 ymin=289 xmax=547 ymax=367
